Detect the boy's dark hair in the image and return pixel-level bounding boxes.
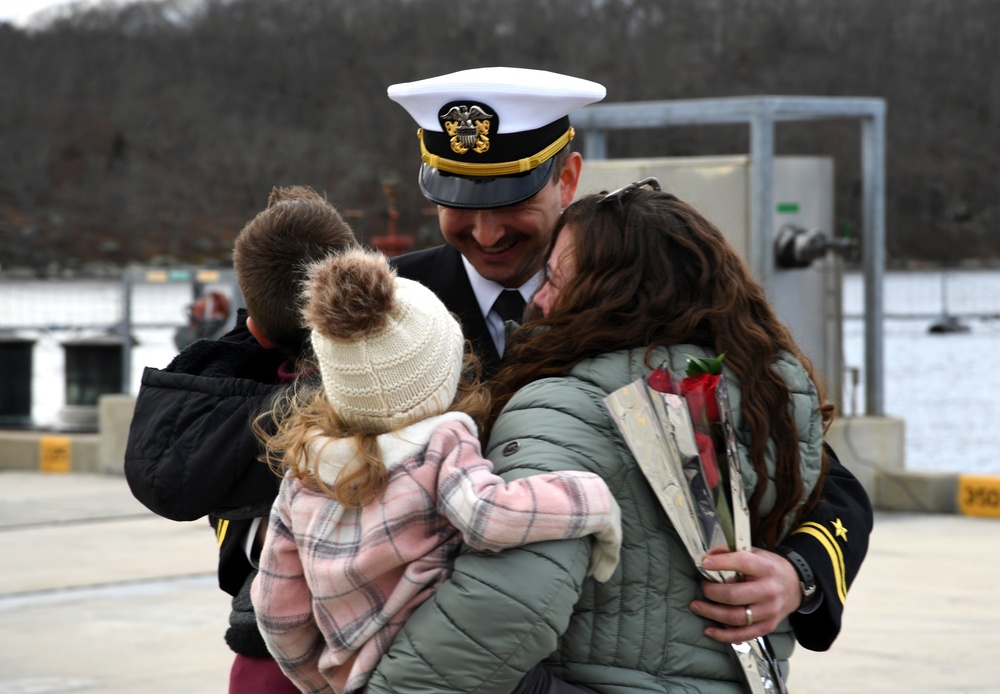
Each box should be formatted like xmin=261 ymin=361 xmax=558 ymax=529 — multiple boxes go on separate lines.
xmin=233 ymin=185 xmax=357 ymax=359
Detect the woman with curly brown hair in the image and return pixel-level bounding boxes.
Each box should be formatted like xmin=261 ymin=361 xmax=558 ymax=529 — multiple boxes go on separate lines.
xmin=501 ymin=180 xmax=834 ymax=550
xmin=365 ymin=180 xmax=832 ymax=694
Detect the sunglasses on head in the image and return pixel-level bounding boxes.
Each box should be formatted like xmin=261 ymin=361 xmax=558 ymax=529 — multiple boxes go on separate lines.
xmin=597 ymin=177 xmax=661 ymax=214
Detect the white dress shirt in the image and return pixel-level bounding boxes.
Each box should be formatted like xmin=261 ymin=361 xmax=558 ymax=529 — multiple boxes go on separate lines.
xmin=460 ymin=256 xmax=543 ymax=358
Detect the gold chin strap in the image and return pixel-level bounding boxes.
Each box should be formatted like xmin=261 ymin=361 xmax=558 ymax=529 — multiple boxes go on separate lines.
xmin=418 ymin=127 xmax=575 ymax=177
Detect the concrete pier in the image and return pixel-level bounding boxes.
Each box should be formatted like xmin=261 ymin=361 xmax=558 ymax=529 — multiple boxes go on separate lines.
xmin=2 ymin=471 xmax=998 ymax=693
xmin=2 ymin=397 xmax=998 ymax=692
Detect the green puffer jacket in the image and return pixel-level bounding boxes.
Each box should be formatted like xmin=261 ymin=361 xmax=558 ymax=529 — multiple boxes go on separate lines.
xmin=365 ymin=345 xmax=824 ymax=694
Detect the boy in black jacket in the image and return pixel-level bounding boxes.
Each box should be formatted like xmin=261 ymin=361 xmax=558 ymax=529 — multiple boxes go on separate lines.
xmin=124 ymin=185 xmax=357 ymax=693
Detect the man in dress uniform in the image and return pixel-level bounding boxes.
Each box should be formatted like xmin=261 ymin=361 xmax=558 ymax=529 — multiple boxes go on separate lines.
xmin=387 ymin=66 xmax=872 ymax=652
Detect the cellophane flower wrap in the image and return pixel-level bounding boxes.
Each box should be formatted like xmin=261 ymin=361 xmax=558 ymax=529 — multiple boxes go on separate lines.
xmin=605 ymin=354 xmax=786 ymax=694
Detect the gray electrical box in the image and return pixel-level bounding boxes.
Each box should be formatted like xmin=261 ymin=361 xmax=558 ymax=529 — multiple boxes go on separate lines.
xmin=577 ymin=156 xmax=844 ymax=411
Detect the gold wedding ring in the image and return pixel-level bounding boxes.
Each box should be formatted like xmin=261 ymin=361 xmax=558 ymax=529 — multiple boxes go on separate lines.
xmin=745 ymin=606 xmax=754 ymax=626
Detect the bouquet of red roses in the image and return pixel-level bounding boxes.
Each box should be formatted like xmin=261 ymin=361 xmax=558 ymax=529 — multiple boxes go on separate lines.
xmin=649 ymin=354 xmax=736 ymax=548
xmin=605 ymin=354 xmax=751 ymax=575
xmin=604 ymin=354 xmax=784 ymax=694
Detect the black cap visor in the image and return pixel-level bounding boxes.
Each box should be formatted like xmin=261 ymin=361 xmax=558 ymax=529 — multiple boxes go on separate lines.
xmin=418 ymin=159 xmax=556 ymax=210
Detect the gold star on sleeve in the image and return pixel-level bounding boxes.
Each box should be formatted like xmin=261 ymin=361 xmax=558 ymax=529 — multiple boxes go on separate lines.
xmin=831 ymin=518 xmax=848 ymax=541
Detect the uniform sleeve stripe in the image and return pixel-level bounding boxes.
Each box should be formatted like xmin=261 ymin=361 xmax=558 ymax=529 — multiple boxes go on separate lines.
xmin=791 ymin=521 xmax=847 ymax=604
xmin=216 ymin=519 xmax=229 ymax=548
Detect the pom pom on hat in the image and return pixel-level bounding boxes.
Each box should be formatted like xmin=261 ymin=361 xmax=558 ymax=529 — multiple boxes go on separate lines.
xmin=303 ymin=250 xmax=396 ymax=341
xmin=304 ymin=249 xmax=464 ymax=431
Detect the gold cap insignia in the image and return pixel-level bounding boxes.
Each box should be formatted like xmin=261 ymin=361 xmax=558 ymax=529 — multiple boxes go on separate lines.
xmin=440 ymin=104 xmax=493 ymax=155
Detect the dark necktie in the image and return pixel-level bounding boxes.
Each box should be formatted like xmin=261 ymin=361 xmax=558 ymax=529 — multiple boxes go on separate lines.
xmin=492 ymin=289 xmax=526 ymax=325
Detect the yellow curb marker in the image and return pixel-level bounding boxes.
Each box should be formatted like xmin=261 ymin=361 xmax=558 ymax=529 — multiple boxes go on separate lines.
xmin=39 ymin=436 xmax=72 ymax=474
xmin=958 ymin=475 xmax=1000 ymax=518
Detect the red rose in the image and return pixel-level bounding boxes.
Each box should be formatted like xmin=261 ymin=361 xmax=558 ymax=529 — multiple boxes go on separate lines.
xmin=680 ymin=373 xmax=722 ymax=424
xmin=647 ymin=366 xmax=677 ymax=394
xmin=694 ymin=430 xmax=720 ymax=489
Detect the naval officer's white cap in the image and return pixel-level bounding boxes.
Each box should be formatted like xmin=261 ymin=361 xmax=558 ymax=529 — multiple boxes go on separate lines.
xmin=388 ymin=67 xmax=606 ymax=209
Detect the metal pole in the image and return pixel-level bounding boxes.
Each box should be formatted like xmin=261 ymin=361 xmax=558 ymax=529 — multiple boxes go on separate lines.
xmin=121 ymin=272 xmax=133 ymax=394
xmin=861 ymin=106 xmax=886 ymax=415
xmin=749 ymin=109 xmax=775 ymax=288
xmin=582 ymin=128 xmax=608 ymax=161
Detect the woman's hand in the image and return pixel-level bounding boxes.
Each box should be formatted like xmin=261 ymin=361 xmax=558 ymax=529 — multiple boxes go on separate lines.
xmin=690 ymin=546 xmax=801 ymax=644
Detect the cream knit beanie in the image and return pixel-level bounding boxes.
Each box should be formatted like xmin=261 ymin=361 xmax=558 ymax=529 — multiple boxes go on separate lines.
xmin=303 ymin=248 xmax=464 ymax=432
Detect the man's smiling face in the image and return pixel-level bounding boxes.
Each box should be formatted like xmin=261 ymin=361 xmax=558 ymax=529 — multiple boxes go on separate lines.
xmin=436 ymin=174 xmax=565 ymax=289
xmin=438 ymin=152 xmax=582 ymax=289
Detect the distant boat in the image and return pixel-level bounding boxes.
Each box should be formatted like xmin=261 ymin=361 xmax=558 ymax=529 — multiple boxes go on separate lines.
xmin=928 ymin=271 xmax=971 ymax=334
xmin=928 ymin=314 xmax=970 ymax=334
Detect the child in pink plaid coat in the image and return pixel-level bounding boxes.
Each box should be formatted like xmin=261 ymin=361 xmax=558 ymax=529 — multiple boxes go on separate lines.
xmin=251 ymin=249 xmax=621 ymax=694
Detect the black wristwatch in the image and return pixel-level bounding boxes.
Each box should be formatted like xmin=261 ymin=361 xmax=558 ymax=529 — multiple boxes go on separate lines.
xmin=777 ymin=546 xmax=821 ymax=614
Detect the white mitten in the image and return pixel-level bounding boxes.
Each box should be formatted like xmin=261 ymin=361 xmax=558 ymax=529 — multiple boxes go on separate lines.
xmin=587 ymin=494 xmax=622 ymax=582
